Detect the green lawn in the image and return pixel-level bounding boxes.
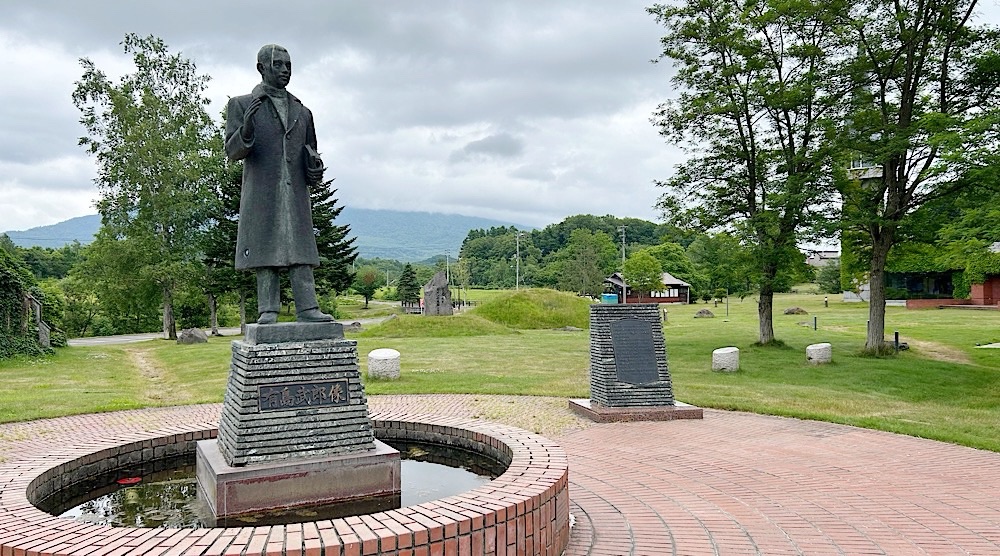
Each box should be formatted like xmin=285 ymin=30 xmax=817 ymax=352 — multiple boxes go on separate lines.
xmin=2 ymin=291 xmax=998 ymax=451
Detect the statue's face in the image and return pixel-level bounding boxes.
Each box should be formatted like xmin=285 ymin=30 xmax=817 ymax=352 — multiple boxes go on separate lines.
xmin=259 ymin=48 xmax=291 ymax=89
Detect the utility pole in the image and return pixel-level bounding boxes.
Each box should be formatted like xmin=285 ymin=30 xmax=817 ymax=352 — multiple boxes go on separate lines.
xmin=618 ymin=225 xmax=627 ymax=303
xmin=386 ymin=269 xmax=390 ymax=288
xmin=515 ymin=231 xmax=523 ymax=290
xmin=445 ymin=253 xmax=450 ymax=283
xmin=618 ymin=225 xmax=627 ymax=268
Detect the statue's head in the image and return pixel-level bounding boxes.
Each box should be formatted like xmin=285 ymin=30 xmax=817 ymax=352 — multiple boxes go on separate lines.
xmin=257 ymin=44 xmax=291 ymax=89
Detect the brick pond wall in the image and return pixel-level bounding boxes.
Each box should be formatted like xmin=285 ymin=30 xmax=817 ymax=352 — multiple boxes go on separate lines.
xmin=1 ymin=412 xmax=570 ymax=556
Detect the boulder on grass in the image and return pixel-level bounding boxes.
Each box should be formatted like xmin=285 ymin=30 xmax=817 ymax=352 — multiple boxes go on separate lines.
xmin=177 ymin=328 xmax=208 ymax=344
xmin=783 ymin=307 xmax=808 ymax=315
xmin=694 ymin=309 xmax=715 ymax=318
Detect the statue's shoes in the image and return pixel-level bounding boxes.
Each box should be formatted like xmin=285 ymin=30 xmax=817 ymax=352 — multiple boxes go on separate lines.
xmin=297 ymin=308 xmax=334 ymax=322
xmin=256 ymin=311 xmax=278 ymax=324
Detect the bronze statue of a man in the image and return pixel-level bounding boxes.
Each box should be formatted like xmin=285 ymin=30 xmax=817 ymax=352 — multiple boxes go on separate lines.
xmin=225 ymin=44 xmax=333 ymax=324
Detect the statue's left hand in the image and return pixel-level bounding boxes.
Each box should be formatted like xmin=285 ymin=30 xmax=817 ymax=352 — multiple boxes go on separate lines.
xmin=306 ymin=163 xmax=326 ymax=184
xmin=304 ymin=145 xmax=324 ymax=184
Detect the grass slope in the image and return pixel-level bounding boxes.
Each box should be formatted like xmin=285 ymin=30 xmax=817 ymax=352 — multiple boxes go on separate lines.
xmin=471 ymin=289 xmax=591 ymax=329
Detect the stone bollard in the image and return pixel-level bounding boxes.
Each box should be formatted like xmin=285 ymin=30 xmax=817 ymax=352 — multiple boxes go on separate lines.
xmin=806 ymin=342 xmax=832 ymax=364
xmin=368 ymin=348 xmax=401 ymax=379
xmin=712 ymin=347 xmax=739 ymax=372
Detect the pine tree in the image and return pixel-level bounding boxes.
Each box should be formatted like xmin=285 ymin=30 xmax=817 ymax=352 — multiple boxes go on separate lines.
xmin=396 ymin=263 xmax=421 ymax=305
xmin=311 ymin=178 xmax=358 ymax=295
xmin=202 ymin=154 xmax=254 ymax=331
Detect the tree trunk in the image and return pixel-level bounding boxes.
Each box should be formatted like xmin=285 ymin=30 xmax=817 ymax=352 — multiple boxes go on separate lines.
xmin=162 ymin=286 xmax=176 ymax=340
xmin=208 ymin=293 xmax=220 ymax=336
xmin=758 ymin=282 xmax=775 ymax=345
xmin=866 ymin=228 xmax=895 ymax=353
xmin=755 ymin=257 xmax=778 ymax=344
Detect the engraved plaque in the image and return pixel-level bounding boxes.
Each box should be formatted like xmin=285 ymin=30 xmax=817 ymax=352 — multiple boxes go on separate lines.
xmin=258 ymin=379 xmax=350 ymax=412
xmin=610 ymin=318 xmax=659 ymax=385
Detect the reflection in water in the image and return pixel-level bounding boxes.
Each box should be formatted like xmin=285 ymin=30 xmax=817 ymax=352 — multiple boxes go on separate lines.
xmin=39 ymin=439 xmax=504 ymax=529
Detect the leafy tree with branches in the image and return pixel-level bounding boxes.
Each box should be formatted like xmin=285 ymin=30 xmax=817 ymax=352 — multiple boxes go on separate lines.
xmin=353 ymin=266 xmax=381 ymax=308
xmin=460 ymin=228 xmax=541 ymax=288
xmin=686 ymin=233 xmax=750 ymax=296
xmin=816 ymin=261 xmax=843 ymax=294
xmin=839 ymin=0 xmax=1000 ymax=351
xmin=623 ymin=251 xmax=664 ymax=302
xmin=649 ymin=0 xmax=846 ymax=344
xmin=641 ymin=242 xmax=705 ymax=295
xmin=17 ymin=242 xmax=84 ymax=280
xmin=550 ymin=229 xmax=619 ymax=297
xmin=72 ymin=34 xmax=221 ymax=340
xmin=70 ymin=228 xmax=162 ymax=334
xmin=59 ymin=274 xmax=100 ymax=338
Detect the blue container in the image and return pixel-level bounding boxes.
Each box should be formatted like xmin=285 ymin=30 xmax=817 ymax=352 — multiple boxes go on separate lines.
xmin=601 ymin=293 xmax=618 ymax=304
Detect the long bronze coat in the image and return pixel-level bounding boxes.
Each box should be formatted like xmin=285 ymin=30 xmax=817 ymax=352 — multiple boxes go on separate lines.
xmin=225 ymin=84 xmax=321 ymax=270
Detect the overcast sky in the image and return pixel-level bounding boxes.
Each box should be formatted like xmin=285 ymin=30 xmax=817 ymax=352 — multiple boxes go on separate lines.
xmin=0 ymin=1 xmax=689 ymax=233
xmin=2 ymin=1 xmax=999 ymax=234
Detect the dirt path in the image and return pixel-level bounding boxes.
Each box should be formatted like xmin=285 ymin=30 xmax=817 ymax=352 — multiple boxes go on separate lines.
xmin=124 ymin=346 xmax=193 ymax=404
xmin=906 ymin=338 xmax=975 ymax=365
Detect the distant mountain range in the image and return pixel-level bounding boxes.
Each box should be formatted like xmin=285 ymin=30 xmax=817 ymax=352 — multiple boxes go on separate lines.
xmin=3 ymin=208 xmax=529 ymax=262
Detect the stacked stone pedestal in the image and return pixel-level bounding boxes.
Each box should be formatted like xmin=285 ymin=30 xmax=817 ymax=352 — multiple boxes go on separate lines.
xmin=196 ymin=322 xmax=400 ymax=520
xmin=570 ymin=303 xmax=702 ymax=422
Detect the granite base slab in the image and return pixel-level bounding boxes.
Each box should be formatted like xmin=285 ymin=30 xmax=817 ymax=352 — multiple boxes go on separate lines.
xmin=568 ymin=398 xmax=703 ymax=422
xmin=196 ymin=438 xmax=400 ymax=519
xmin=244 ymin=321 xmax=344 ymax=344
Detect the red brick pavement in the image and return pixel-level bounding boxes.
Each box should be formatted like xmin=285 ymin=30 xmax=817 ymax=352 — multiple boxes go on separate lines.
xmin=559 ymin=409 xmax=1000 ymax=555
xmin=2 ymin=395 xmax=1000 ymax=555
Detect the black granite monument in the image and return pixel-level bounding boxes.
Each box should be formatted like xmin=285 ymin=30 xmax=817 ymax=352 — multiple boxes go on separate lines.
xmin=570 ymin=303 xmax=702 ymax=422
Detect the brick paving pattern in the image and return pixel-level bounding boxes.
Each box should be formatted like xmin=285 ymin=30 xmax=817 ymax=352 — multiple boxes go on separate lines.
xmin=2 ymin=394 xmax=999 ymax=555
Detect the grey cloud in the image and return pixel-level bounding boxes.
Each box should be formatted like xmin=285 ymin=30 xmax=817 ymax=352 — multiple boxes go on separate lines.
xmin=449 ymin=133 xmax=524 ymax=163
xmin=6 ymin=2 xmax=666 ymax=128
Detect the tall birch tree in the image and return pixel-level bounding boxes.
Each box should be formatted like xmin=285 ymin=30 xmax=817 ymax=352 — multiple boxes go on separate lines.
xmin=73 ymin=34 xmax=220 ymax=340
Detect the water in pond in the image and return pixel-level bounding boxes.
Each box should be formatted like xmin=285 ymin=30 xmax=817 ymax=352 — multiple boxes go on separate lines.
xmin=39 ymin=439 xmax=504 ymax=528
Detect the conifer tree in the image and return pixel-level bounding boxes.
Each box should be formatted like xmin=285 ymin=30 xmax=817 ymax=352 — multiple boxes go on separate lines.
xmin=311 ymin=178 xmax=358 ymax=295
xmin=396 ymin=263 xmax=421 ymax=305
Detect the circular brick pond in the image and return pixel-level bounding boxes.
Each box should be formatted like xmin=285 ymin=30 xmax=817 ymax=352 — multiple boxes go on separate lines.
xmin=0 ymin=411 xmax=569 ymax=555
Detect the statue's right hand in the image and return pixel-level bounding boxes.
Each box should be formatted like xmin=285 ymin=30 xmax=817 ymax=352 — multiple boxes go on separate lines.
xmin=241 ymin=97 xmax=263 ymax=142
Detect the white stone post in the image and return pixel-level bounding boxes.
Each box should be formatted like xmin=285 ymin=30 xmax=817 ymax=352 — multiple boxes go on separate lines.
xmin=806 ymin=343 xmax=832 ymax=364
xmin=368 ymin=348 xmax=401 ymax=379
xmin=712 ymin=347 xmax=739 ymax=372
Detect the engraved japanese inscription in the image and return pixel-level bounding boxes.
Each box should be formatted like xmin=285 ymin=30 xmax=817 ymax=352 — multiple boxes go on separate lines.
xmin=258 ymin=379 xmax=350 ymax=412
xmin=610 ymin=318 xmax=659 ymax=385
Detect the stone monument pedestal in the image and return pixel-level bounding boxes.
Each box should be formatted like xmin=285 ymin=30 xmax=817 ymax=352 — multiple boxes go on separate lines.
xmin=571 ymin=303 xmax=702 ymax=422
xmin=568 ymin=398 xmax=703 ymax=422
xmin=196 ymin=437 xmax=400 ymax=520
xmin=196 ymin=321 xmax=400 ymax=520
